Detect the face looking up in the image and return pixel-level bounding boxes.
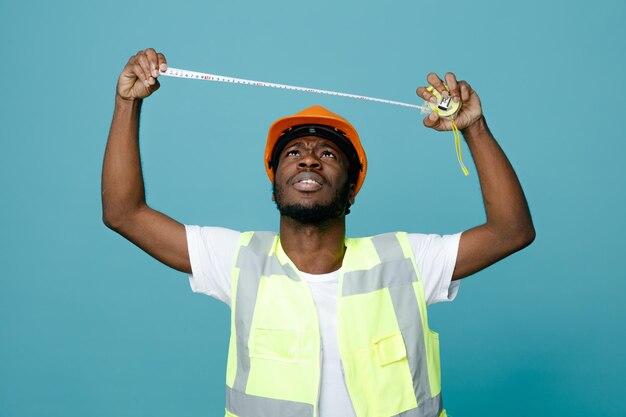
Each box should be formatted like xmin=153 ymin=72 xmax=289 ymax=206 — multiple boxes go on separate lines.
xmin=273 ymin=136 xmax=356 ymax=224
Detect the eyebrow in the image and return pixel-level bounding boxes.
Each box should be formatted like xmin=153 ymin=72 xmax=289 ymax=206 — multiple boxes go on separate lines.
xmin=284 ymin=141 xmax=303 ymax=150
xmin=283 ymin=139 xmax=342 ymax=156
xmin=287 ymin=140 xmax=340 ymax=149
xmin=320 ymin=141 xmax=341 ymax=153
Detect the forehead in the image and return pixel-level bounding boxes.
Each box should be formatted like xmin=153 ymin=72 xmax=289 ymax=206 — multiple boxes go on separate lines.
xmin=283 ymin=135 xmax=343 ymax=151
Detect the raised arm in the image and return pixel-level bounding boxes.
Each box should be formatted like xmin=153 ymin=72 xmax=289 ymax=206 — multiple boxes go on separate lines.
xmin=417 ymin=72 xmax=535 ymax=280
xmin=102 ymin=48 xmax=191 ymax=273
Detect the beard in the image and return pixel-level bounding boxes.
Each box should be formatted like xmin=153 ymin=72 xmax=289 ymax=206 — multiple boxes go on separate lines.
xmin=273 ymin=180 xmax=351 ymax=224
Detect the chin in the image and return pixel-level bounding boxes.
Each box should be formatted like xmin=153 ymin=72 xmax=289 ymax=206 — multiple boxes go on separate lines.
xmin=276 ymin=201 xmax=344 ymax=224
xmin=273 ymin=182 xmax=350 ymax=224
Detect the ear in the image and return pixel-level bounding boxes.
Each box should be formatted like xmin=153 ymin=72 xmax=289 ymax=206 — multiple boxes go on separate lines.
xmin=348 ymin=183 xmax=356 ymax=206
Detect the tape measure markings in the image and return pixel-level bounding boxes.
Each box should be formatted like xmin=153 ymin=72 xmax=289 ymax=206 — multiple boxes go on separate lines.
xmin=160 ymin=67 xmax=431 ymax=112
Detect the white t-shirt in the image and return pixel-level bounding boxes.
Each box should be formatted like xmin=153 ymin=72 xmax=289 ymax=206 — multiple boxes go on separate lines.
xmin=185 ymin=225 xmax=461 ymax=417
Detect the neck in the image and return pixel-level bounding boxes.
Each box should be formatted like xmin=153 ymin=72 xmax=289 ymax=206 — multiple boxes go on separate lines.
xmin=279 ymin=215 xmax=347 ymax=274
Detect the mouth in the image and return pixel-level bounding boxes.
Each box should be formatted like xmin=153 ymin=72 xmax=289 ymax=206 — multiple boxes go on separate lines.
xmin=291 ymin=172 xmax=324 ymax=192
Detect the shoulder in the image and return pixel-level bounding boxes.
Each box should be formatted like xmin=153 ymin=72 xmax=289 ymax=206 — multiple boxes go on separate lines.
xmin=349 ymin=231 xmax=461 ymax=268
xmin=406 ymin=232 xmax=461 ymax=257
xmin=185 ymin=227 xmax=282 ymax=252
xmin=185 ymin=225 xmax=242 ymax=241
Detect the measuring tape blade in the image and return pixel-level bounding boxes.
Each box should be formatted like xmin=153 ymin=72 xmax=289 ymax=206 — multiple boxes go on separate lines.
xmin=160 ymin=67 xmax=430 ymax=112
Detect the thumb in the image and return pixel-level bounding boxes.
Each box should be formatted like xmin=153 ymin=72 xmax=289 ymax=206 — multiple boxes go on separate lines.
xmin=423 ymin=111 xmax=440 ymax=129
xmin=147 ymin=78 xmax=161 ymax=95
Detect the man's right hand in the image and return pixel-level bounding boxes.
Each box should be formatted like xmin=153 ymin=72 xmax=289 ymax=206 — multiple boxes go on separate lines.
xmin=117 ymin=48 xmax=168 ymax=101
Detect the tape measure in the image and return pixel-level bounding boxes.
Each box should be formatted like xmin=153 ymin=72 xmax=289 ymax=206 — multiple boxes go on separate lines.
xmin=426 ymin=85 xmax=462 ymax=120
xmin=159 ymin=67 xmax=468 ymax=175
xmin=160 ymin=67 xmax=431 ymax=112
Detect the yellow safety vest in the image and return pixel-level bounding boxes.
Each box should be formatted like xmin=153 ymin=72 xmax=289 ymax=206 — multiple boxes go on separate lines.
xmin=224 ymin=232 xmax=447 ymax=417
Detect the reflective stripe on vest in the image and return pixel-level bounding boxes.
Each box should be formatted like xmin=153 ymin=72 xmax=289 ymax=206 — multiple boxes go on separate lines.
xmin=226 ymin=385 xmax=314 ymax=417
xmin=225 ymin=232 xmax=444 ymax=417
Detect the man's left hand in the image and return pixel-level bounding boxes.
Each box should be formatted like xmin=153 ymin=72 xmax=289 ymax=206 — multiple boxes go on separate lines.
xmin=416 ymin=72 xmax=483 ymax=131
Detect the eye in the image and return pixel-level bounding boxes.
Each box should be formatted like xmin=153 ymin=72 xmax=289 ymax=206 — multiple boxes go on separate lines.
xmin=321 ymin=150 xmax=336 ymax=158
xmin=286 ymin=150 xmax=299 ymax=157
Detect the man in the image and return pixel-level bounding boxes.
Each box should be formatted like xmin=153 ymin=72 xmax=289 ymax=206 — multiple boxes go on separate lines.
xmin=102 ymin=48 xmax=535 ymax=417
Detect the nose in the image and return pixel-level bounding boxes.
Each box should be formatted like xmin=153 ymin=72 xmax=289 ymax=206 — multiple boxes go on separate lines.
xmin=298 ymin=151 xmax=321 ymax=170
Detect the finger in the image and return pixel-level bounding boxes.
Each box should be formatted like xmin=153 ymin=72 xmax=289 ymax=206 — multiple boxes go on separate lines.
xmin=128 ymin=55 xmax=149 ymax=86
xmin=427 ymin=72 xmax=448 ymax=97
xmin=423 ymin=110 xmax=440 ymax=128
xmin=148 ymin=78 xmax=161 ymax=94
xmin=136 ymin=52 xmax=155 ymax=87
xmin=416 ymin=86 xmax=437 ymax=104
xmin=157 ymin=52 xmax=168 ymax=73
xmin=134 ymin=52 xmax=151 ymax=78
xmin=144 ymin=48 xmax=159 ymax=78
xmin=459 ymin=81 xmax=472 ymax=102
xmin=445 ymin=72 xmax=460 ymax=102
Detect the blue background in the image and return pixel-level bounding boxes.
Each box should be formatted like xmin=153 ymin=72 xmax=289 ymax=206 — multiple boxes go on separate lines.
xmin=1 ymin=0 xmax=625 ymax=416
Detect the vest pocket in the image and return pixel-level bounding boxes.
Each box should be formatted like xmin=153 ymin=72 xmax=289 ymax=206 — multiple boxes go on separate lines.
xmin=352 ymin=332 xmax=417 ymax=416
xmin=374 ymin=332 xmax=407 ymax=366
xmin=250 ymin=327 xmax=300 ymax=363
